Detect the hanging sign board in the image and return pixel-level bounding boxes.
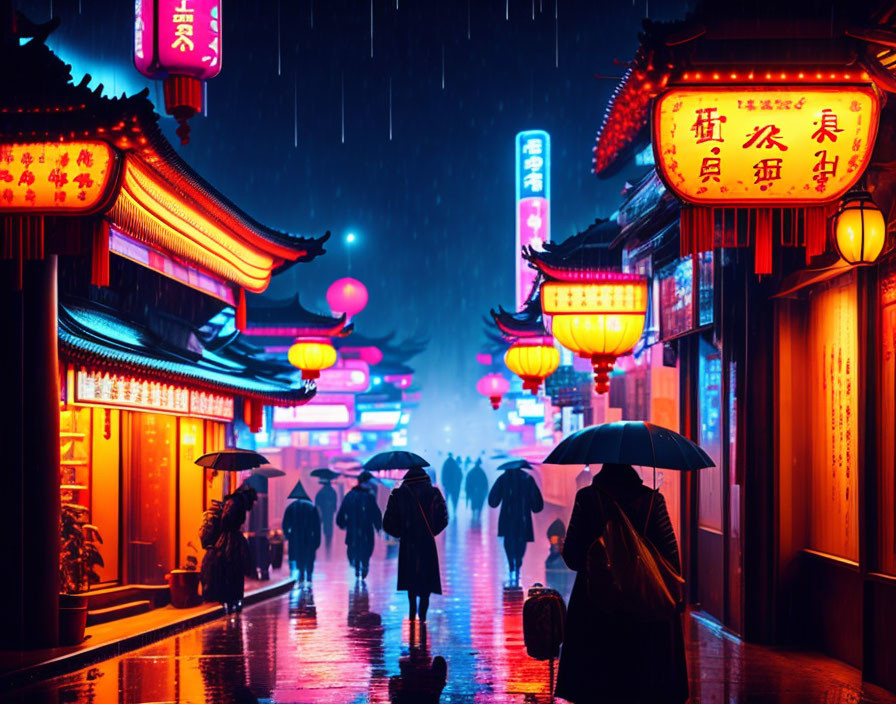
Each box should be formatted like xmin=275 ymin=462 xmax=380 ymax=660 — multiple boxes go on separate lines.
xmin=653 ymin=86 xmax=879 ymax=205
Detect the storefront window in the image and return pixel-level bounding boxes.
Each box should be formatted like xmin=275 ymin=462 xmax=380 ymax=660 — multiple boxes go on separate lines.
xmin=698 ymin=251 xmax=714 ymax=326
xmin=127 ymin=413 xmax=177 ymax=584
xmin=878 ymin=262 xmax=896 ymax=574
xmin=659 ymin=257 xmax=693 ymax=339
xmin=698 ymin=337 xmax=723 ymax=532
xmin=178 ymin=418 xmax=205 ymax=570
xmin=90 ymin=407 xmax=120 ymax=583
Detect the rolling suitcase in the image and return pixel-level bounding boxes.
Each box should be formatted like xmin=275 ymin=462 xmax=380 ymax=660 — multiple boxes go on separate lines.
xmin=523 ymin=582 xmax=567 ymax=701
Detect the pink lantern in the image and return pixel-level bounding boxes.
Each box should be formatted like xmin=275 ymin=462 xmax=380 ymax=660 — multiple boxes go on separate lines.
xmin=476 ymin=352 xmax=493 ymax=366
xmin=134 ymin=0 xmax=222 ymax=144
xmin=477 ymin=373 xmax=510 ymax=410
xmin=359 ymin=346 xmax=383 ymax=366
xmin=327 ymin=278 xmax=369 ymax=318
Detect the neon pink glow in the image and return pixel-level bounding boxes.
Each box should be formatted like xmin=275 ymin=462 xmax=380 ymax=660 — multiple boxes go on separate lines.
xmin=511 ymin=335 xmax=555 ymax=348
xmin=243 ymin=326 xmax=340 ymax=337
xmin=272 ymin=393 xmax=355 ymax=429
xmin=476 ymin=352 xmax=493 ymax=365
xmin=384 ymin=373 xmax=413 ymax=388
xmin=359 ymin=346 xmax=383 ymax=366
xmin=537 ymin=266 xmax=643 ymax=283
xmin=517 ymin=197 xmax=549 ymax=306
xmin=135 ymin=0 xmax=221 ymax=80
xmin=477 ymin=373 xmax=511 ymax=397
xmin=327 ymin=277 xmax=369 ymax=317
xmin=315 ymin=359 xmax=371 ymax=393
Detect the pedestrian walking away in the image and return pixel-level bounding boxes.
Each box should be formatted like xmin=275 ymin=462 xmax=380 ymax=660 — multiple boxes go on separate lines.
xmin=487 ymin=459 xmax=544 ymax=580
xmin=311 ymin=468 xmax=340 ymax=553
xmin=441 ymin=453 xmax=462 ymax=514
xmin=282 ymin=479 xmax=322 ymax=583
xmin=199 ymin=483 xmax=257 ymax=614
xmin=555 ymin=463 xmax=688 ymax=704
xmin=383 ymin=466 xmax=449 ymax=622
xmin=464 ymin=457 xmax=489 ymax=520
xmin=336 ymin=471 xmax=383 ymax=580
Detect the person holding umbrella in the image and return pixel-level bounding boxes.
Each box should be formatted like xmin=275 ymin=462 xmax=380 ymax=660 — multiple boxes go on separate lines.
xmin=336 ymin=471 xmax=383 ymax=580
xmin=282 ymin=480 xmax=321 ymax=583
xmin=546 ymin=421 xmax=712 ymax=704
xmin=311 ymin=468 xmax=340 ymax=553
xmin=488 ymin=459 xmax=544 ymax=580
xmin=464 ymin=457 xmax=489 ymax=520
xmin=376 ymin=451 xmax=449 ymax=623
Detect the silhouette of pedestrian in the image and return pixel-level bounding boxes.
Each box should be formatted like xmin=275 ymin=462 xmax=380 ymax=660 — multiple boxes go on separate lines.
xmin=282 ymin=480 xmax=321 ymax=583
xmin=200 ymin=484 xmax=257 ymax=614
xmin=555 ymin=463 xmax=688 ymax=704
xmin=464 ymin=458 xmax=489 ymax=519
xmin=383 ymin=466 xmax=449 ymax=622
xmin=312 ymin=470 xmax=339 ymax=552
xmin=336 ymin=471 xmax=383 ymax=580
xmin=487 ymin=459 xmax=544 ymax=579
xmin=441 ymin=453 xmax=462 ymax=514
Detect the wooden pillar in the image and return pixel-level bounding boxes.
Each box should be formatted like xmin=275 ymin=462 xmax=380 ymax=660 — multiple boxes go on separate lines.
xmin=0 ymin=256 xmax=61 ymax=649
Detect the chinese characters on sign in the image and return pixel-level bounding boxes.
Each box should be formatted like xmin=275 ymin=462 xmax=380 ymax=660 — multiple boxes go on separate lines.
xmin=75 ymin=369 xmax=234 ymax=421
xmin=0 ymin=142 xmax=115 ymax=213
xmin=135 ymin=0 xmax=221 ymax=80
xmin=515 ymin=130 xmax=551 ymax=309
xmin=654 ymin=87 xmax=879 ymax=204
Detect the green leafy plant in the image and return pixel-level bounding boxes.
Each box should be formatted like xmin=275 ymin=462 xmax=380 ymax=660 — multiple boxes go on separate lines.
xmin=59 ymin=503 xmax=104 ymax=594
xmin=182 ymin=541 xmax=199 ymax=571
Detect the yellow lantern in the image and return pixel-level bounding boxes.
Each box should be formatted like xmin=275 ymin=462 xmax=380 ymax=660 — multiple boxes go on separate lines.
xmin=288 ymin=338 xmax=338 ymax=380
xmin=541 ymin=273 xmax=648 ymax=394
xmin=835 ymin=192 xmax=886 ymax=265
xmin=504 ymin=340 xmax=560 ymax=395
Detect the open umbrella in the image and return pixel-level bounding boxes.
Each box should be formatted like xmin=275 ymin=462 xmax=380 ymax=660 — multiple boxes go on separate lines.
xmin=543 ymin=421 xmax=714 ymax=471
xmin=363 ymin=451 xmax=430 ymax=472
xmin=252 ymin=467 xmax=286 ymax=478
xmin=497 ymin=459 xmax=534 ymax=471
xmin=195 ymin=449 xmax=270 ymax=471
xmin=310 ymin=468 xmax=341 ymax=481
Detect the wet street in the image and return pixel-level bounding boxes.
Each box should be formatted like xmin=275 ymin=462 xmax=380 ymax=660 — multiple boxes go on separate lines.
xmin=3 ymin=502 xmax=895 ymax=704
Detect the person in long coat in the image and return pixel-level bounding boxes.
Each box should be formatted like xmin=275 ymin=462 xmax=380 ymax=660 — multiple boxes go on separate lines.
xmin=383 ymin=466 xmax=449 ymax=622
xmin=464 ymin=458 xmax=489 ymax=519
xmin=282 ymin=480 xmax=322 ymax=582
xmin=314 ymin=478 xmax=338 ymax=552
xmin=487 ymin=460 xmax=544 ymax=578
xmin=336 ymin=472 xmax=383 ymax=580
xmin=440 ymin=454 xmax=462 ymax=513
xmin=555 ymin=463 xmax=688 ymax=704
xmin=200 ymin=484 xmax=257 ymax=613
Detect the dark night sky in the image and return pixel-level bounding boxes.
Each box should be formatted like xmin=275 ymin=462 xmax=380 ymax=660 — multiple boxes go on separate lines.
xmin=22 ymin=0 xmax=688 ymax=454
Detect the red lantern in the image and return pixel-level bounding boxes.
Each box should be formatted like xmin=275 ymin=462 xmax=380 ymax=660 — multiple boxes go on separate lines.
xmin=135 ymin=0 xmax=222 ymax=144
xmin=477 ymin=373 xmax=510 ymax=410
xmin=326 ymin=278 xmax=369 ymax=318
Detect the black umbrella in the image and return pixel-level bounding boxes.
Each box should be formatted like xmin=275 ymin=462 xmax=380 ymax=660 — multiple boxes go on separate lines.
xmin=310 ymin=468 xmax=341 ymax=481
xmin=497 ymin=459 xmax=534 ymax=471
xmin=544 ymin=421 xmax=714 ymax=471
xmin=363 ymin=451 xmax=430 ymax=472
xmin=195 ymin=449 xmax=270 ymax=471
xmin=252 ymin=467 xmax=286 ymax=478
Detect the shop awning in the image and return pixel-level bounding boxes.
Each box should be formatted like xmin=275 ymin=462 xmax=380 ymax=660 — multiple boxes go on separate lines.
xmin=58 ymin=302 xmax=315 ymax=407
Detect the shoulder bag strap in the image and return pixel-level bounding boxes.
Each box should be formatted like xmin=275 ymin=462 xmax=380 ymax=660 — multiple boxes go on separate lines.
xmin=408 ymin=485 xmax=435 ymax=539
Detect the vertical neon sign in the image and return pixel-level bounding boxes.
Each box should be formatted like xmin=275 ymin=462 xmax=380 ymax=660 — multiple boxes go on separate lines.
xmin=515 ymin=130 xmax=550 ymax=309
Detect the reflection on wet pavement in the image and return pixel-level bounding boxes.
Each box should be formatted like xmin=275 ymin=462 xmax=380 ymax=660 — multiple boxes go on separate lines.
xmin=2 ymin=503 xmax=895 ymax=703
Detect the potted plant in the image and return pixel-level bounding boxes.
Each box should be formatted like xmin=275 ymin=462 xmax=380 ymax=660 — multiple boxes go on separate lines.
xmin=269 ymin=529 xmax=285 ymax=570
xmin=168 ymin=543 xmax=202 ymax=608
xmin=59 ymin=503 xmax=103 ymax=645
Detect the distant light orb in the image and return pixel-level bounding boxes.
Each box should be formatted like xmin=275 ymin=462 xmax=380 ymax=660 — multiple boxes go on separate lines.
xmin=346 ymin=232 xmax=356 ymax=244
xmin=326 ymin=277 xmax=368 ymax=318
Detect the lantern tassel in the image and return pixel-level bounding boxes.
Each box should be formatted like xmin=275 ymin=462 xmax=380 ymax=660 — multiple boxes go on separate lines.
xmin=235 ymin=288 xmax=247 ymax=332
xmin=91 ymin=219 xmax=110 ymax=287
xmin=754 ymin=208 xmax=773 ymax=275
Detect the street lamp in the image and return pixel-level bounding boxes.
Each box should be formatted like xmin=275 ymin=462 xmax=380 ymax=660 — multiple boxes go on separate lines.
xmin=345 ymin=231 xmax=357 ymax=273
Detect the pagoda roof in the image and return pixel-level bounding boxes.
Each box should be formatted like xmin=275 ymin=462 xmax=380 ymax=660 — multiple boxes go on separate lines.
xmin=243 ymin=294 xmax=352 ymax=338
xmin=592 ymin=3 xmax=894 ymax=177
xmin=58 ymin=300 xmax=314 ymax=406
xmin=489 ymin=299 xmax=547 ymax=339
xmin=523 ymin=218 xmax=622 ymax=279
xmin=0 ymin=19 xmax=327 ymax=292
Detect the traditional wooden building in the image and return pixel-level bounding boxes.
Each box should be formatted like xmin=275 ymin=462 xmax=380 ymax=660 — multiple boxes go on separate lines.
xmin=0 ymin=15 xmax=326 ymax=648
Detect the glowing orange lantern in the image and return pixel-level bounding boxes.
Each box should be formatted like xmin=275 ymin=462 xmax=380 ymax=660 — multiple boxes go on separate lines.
xmin=541 ymin=272 xmax=647 ymax=394
xmin=834 ymin=192 xmax=886 ymax=265
xmin=504 ymin=340 xmax=559 ymax=396
xmin=477 ymin=373 xmax=511 ymax=410
xmin=288 ymin=338 xmax=337 ymax=380
xmin=135 ymin=0 xmax=222 ymax=144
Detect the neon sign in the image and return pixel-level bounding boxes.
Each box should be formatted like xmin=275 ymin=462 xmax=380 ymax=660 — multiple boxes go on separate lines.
xmin=135 ymin=0 xmax=221 ymax=80
xmin=0 ymin=142 xmax=117 ymax=214
xmin=515 ymin=130 xmax=550 ymax=308
xmin=314 ymin=359 xmax=371 ymax=393
xmin=272 ymin=394 xmax=355 ymax=430
xmin=653 ymin=86 xmax=879 ymax=204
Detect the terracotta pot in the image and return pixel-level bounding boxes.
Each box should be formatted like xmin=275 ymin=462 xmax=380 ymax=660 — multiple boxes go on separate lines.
xmin=59 ymin=593 xmax=88 ymax=609
xmin=58 ymin=605 xmax=88 ymax=646
xmin=168 ymin=569 xmax=202 ymax=608
xmin=270 ymin=541 xmax=284 ymax=569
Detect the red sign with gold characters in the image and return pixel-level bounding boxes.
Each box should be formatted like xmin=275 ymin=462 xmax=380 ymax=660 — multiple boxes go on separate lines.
xmin=0 ymin=141 xmax=117 ymax=213
xmin=653 ymin=86 xmax=879 ymax=205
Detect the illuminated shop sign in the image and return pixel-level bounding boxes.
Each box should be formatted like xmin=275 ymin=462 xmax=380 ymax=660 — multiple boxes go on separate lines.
xmin=110 ymin=228 xmax=236 ymax=305
xmin=272 ymin=394 xmax=355 ymax=430
xmin=135 ymin=0 xmax=221 ymax=80
xmin=516 ymin=397 xmax=546 ymax=419
xmin=0 ymin=141 xmax=117 ymax=213
xmin=357 ymin=401 xmax=402 ymax=431
xmin=75 ymin=369 xmax=234 ymax=421
xmin=515 ymin=130 xmax=550 ymax=308
xmin=314 ymin=359 xmax=370 ymax=393
xmin=653 ymin=86 xmax=879 ymax=204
